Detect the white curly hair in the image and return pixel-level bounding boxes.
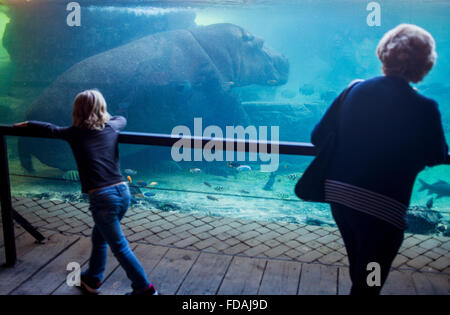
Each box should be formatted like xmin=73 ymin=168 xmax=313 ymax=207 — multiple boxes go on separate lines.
xmin=376 ymin=24 xmax=437 ymax=83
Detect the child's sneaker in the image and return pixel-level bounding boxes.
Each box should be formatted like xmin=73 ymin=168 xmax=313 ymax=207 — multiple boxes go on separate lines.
xmin=79 ymin=274 xmax=102 ymax=295
xmin=126 ymin=283 xmax=158 ymax=295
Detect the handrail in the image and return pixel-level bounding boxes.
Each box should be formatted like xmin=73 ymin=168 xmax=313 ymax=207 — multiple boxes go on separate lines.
xmin=0 ymin=124 xmax=317 ymax=156
xmin=1 ymin=124 xmax=449 ymax=162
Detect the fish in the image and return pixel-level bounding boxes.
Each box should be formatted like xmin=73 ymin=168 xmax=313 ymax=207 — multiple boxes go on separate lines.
xmin=127 ymin=175 xmax=132 ymax=183
xmin=239 ymin=189 xmax=250 ymax=194
xmin=263 ymin=172 xmax=277 ymax=191
xmin=144 ymin=192 xmax=156 ymax=197
xmin=207 ymin=195 xmax=219 ymax=201
xmin=236 ymin=165 xmax=252 ymax=172
xmin=189 ymin=168 xmax=202 ymax=174
xmin=62 ymin=170 xmax=79 ymax=181
xmin=149 ymin=182 xmax=158 ymax=186
xmin=426 ymin=197 xmax=434 ymax=209
xmin=204 ymin=181 xmax=212 ymax=187
xmin=419 ymin=179 xmax=450 ymax=199
xmin=276 ymin=192 xmax=290 ymax=199
xmin=227 ymin=161 xmax=241 ymax=168
xmin=214 ymin=186 xmax=224 ymax=192
xmin=124 ymin=169 xmax=137 ymax=175
xmin=137 ymin=180 xmax=147 ymax=187
xmin=287 ymin=174 xmax=298 ymax=181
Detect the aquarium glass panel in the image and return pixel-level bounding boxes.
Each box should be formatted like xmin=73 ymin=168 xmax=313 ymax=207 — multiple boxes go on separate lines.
xmin=1 ymin=1 xmax=449 ymax=237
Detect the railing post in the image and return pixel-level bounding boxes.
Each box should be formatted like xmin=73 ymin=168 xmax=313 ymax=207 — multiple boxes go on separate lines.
xmin=0 ymin=135 xmax=16 ymax=267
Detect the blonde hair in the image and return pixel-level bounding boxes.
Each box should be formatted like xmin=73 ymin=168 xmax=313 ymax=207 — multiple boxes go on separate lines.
xmin=376 ymin=24 xmax=437 ymax=83
xmin=72 ymin=89 xmax=110 ymax=130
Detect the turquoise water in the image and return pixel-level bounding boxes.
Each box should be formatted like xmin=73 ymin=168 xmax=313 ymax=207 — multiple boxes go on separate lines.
xmin=1 ymin=1 xmax=449 ymax=236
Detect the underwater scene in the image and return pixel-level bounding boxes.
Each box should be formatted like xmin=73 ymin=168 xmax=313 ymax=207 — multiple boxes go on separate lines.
xmin=0 ymin=0 xmax=449 ymax=236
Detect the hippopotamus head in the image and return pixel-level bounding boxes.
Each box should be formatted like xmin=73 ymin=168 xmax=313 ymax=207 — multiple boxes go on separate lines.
xmin=190 ymin=23 xmax=289 ymax=87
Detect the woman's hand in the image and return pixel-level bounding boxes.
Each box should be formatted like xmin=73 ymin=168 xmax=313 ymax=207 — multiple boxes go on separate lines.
xmin=13 ymin=121 xmax=29 ymax=128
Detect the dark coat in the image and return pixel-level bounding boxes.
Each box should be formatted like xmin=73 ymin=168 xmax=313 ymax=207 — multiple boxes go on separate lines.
xmin=312 ymin=75 xmax=448 ymax=206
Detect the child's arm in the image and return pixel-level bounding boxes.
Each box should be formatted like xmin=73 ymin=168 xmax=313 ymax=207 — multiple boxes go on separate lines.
xmin=14 ymin=121 xmax=71 ymax=140
xmin=108 ymin=116 xmax=127 ymax=131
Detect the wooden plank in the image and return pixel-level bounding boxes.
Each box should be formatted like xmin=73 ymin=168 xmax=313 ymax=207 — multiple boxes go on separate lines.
xmin=100 ymin=244 xmax=168 ymax=295
xmin=411 ymin=272 xmax=448 ymax=295
xmin=147 ymin=248 xmax=200 ymax=295
xmin=177 ymin=252 xmax=233 ymax=295
xmin=10 ymin=237 xmax=92 ymax=295
xmin=298 ymin=263 xmax=338 ymax=295
xmin=258 ymin=260 xmax=301 ymax=295
xmin=0 ymin=233 xmax=79 ymax=294
xmin=52 ymin=246 xmax=121 ymax=295
xmin=218 ymin=256 xmax=266 ymax=295
xmin=381 ymin=270 xmax=417 ymax=295
xmin=1 ymin=231 xmax=49 ymax=267
xmin=337 ymin=267 xmax=352 ymax=295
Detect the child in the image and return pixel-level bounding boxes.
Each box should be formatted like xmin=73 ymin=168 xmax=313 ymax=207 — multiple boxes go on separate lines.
xmin=14 ymin=89 xmax=158 ymax=295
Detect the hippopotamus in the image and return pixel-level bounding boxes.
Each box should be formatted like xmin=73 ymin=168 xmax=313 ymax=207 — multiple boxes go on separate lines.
xmin=19 ymin=23 xmax=289 ymax=171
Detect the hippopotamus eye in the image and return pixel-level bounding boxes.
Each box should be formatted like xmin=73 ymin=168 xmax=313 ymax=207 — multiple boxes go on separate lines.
xmin=242 ymin=33 xmax=254 ymax=42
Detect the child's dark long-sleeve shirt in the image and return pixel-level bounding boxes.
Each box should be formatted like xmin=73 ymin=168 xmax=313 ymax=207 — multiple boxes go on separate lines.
xmin=28 ymin=116 xmax=127 ymax=193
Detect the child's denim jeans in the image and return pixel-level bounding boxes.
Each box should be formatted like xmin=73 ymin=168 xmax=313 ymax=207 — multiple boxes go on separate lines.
xmin=82 ymin=183 xmax=150 ymax=291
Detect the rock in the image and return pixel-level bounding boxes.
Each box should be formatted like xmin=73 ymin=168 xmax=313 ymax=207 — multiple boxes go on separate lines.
xmin=272 ymin=216 xmax=300 ymax=224
xmin=406 ymin=207 xmax=442 ymax=235
xmin=305 ymin=216 xmax=335 ymax=227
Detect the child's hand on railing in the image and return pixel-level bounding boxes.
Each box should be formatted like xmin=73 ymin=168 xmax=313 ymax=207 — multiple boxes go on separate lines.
xmin=13 ymin=121 xmax=29 ymax=128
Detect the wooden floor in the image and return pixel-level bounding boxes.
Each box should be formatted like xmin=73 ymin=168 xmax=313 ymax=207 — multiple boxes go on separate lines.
xmin=0 ymin=230 xmax=448 ymax=295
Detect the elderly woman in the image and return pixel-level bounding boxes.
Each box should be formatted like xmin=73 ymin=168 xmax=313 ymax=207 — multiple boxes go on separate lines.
xmin=312 ymin=24 xmax=448 ymax=295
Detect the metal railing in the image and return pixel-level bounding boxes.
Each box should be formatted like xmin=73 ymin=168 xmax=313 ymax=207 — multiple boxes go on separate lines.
xmin=1 ymin=124 xmax=449 ymax=267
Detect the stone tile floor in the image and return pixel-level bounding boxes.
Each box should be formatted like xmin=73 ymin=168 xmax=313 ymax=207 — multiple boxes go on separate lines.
xmin=5 ymin=197 xmax=450 ymax=274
